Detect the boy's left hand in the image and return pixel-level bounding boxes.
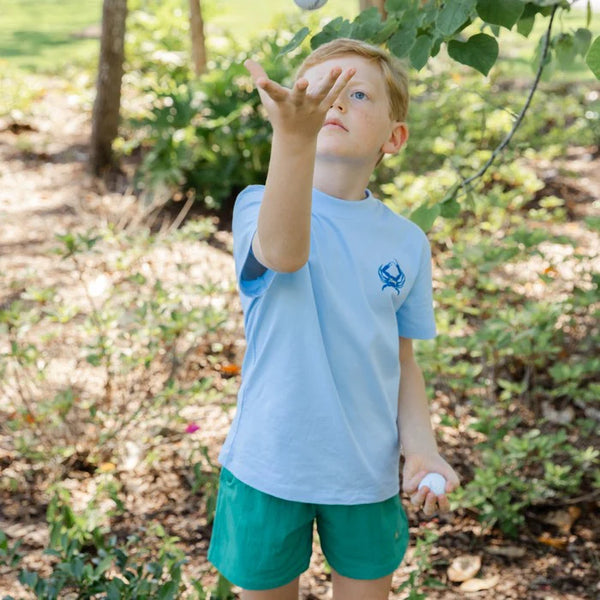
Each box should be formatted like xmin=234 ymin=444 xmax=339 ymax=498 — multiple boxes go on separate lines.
xmin=402 ymin=453 xmax=460 ymax=517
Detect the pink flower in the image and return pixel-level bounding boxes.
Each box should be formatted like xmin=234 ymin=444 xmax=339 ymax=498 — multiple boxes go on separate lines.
xmin=185 ymin=422 xmax=200 ymax=434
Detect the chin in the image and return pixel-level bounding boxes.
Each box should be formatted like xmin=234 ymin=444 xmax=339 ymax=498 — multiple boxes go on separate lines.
xmin=316 ymin=147 xmax=375 ymax=166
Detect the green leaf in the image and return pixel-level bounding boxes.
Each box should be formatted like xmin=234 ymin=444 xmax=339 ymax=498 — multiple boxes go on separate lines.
xmin=371 ymin=17 xmax=399 ymax=44
xmin=86 ymin=354 xmax=102 ymax=367
xmin=106 ymin=581 xmax=121 ymax=600
xmin=387 ymin=17 xmax=417 ymax=58
xmin=350 ymin=7 xmax=384 ymax=41
xmin=157 ymin=580 xmax=177 ymax=600
xmin=384 ymin=0 xmax=413 ymax=14
xmin=18 ymin=570 xmax=39 ymax=590
xmin=440 ymin=197 xmax=461 ymax=218
xmin=586 ymin=35 xmax=600 ymax=79
xmin=574 ymin=28 xmax=592 ymax=56
xmin=410 ymin=203 xmax=441 ymax=232
xmin=277 ymin=27 xmax=309 ymax=58
xmin=440 ymin=185 xmax=461 ymax=217
xmin=410 ymin=34 xmax=434 ymax=70
xmin=430 ymin=37 xmax=443 ymax=57
xmin=554 ymin=33 xmax=577 ymax=69
xmin=436 ymin=0 xmax=476 ymax=36
xmin=517 ymin=3 xmax=539 ymax=36
xmin=489 ymin=24 xmax=501 ymax=37
xmin=476 ymin=0 xmax=525 ymax=29
xmin=417 ymin=2 xmax=439 ymax=28
xmin=311 ymin=17 xmax=352 ymax=49
xmin=517 ymin=14 xmax=535 ymax=37
xmin=447 ymin=33 xmax=499 ymax=75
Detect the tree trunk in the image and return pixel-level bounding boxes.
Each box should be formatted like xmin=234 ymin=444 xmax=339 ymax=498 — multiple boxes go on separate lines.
xmin=359 ymin=0 xmax=387 ymax=19
xmin=90 ymin=0 xmax=127 ymax=176
xmin=190 ymin=0 xmax=208 ymax=75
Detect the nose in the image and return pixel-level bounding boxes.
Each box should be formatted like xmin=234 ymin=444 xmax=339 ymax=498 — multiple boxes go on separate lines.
xmin=330 ymin=95 xmax=347 ymax=113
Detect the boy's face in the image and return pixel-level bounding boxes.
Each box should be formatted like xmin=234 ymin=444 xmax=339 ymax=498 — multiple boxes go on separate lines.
xmin=302 ymin=54 xmax=408 ymax=167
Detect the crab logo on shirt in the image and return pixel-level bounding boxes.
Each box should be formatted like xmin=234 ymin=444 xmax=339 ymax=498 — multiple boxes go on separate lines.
xmin=378 ymin=260 xmax=406 ymax=295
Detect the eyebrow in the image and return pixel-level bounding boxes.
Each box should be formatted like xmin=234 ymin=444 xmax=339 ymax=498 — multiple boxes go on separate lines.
xmin=347 ymin=79 xmax=376 ymax=88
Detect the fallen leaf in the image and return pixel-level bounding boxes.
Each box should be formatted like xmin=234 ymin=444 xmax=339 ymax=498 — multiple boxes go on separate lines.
xmin=542 ymin=506 xmax=582 ymax=534
xmin=459 ymin=575 xmax=500 ymax=591
xmin=221 ymin=363 xmax=241 ymax=375
xmin=541 ymin=401 xmax=575 ymax=425
xmin=538 ymin=533 xmax=568 ymax=550
xmin=447 ymin=555 xmax=482 ymax=582
xmin=98 ymin=462 xmax=116 ymax=473
xmin=485 ymin=545 xmax=526 ymax=559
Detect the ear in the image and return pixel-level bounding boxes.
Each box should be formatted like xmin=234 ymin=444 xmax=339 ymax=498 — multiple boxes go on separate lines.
xmin=381 ymin=121 xmax=409 ymax=155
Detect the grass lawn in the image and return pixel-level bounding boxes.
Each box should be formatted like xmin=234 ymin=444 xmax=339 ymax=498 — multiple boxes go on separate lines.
xmin=207 ymin=0 xmax=357 ymax=39
xmin=0 ymin=0 xmax=102 ymax=72
xmin=0 ymin=0 xmax=357 ymax=73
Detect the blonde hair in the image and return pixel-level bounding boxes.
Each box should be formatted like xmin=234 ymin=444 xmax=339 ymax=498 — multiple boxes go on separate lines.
xmin=297 ymin=38 xmax=409 ymax=122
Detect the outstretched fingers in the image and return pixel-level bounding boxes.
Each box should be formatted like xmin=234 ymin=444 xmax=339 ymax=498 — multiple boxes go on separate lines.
xmin=321 ymin=67 xmax=356 ymax=107
xmin=296 ymin=66 xmax=355 ymax=106
xmin=245 ymin=58 xmax=289 ymax=103
xmin=290 ymin=77 xmax=309 ymax=105
xmin=258 ymin=78 xmax=290 ymax=102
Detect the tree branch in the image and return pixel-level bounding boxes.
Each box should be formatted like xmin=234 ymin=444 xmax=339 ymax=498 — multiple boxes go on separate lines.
xmin=459 ymin=6 xmax=558 ymax=192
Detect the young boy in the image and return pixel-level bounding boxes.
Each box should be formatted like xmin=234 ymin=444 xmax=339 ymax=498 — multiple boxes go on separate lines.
xmin=208 ymin=38 xmax=460 ymax=600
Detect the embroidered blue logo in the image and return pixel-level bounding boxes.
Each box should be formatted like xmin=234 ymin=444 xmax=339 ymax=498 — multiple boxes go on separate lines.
xmin=378 ymin=260 xmax=406 ymax=295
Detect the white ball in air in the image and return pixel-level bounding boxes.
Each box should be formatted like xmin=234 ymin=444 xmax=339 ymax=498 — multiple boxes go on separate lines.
xmin=418 ymin=472 xmax=447 ymax=496
xmin=294 ymin=0 xmax=329 ymax=10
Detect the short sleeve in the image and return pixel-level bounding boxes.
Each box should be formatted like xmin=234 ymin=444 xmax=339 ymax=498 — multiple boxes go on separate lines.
xmin=232 ymin=186 xmax=276 ymax=298
xmin=395 ymin=235 xmax=436 ymax=339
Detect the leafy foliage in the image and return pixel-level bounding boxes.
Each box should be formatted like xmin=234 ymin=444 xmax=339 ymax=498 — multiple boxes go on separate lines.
xmin=1 ymin=489 xmax=210 ymax=599
xmin=285 ymin=0 xmax=599 ymax=79
xmin=1 ymin=1 xmax=598 ymax=595
xmin=0 ymin=219 xmax=228 ymax=467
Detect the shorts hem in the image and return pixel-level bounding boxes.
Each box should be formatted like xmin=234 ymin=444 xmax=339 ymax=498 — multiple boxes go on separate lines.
xmin=325 ymin=555 xmax=403 ymax=581
xmin=209 ymin=558 xmax=309 ymax=592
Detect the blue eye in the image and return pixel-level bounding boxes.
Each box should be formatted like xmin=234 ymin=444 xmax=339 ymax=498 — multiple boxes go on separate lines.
xmin=351 ymin=90 xmax=367 ymax=100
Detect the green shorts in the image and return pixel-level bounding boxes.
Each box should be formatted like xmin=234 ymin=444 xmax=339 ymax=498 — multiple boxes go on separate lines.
xmin=207 ymin=468 xmax=409 ymax=591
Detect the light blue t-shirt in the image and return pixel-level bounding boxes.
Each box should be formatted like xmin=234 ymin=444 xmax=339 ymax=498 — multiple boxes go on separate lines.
xmin=218 ymin=185 xmax=436 ymax=505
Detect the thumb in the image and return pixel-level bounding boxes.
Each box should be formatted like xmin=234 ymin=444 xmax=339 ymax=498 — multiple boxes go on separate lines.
xmin=403 ymin=468 xmax=428 ymax=495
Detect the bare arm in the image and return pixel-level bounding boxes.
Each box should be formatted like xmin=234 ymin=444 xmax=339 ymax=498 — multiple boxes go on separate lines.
xmin=398 ymin=337 xmax=460 ymax=515
xmin=244 ymin=60 xmax=355 ymax=272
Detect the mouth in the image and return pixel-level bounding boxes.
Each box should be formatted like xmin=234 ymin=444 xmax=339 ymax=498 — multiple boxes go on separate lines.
xmin=322 ymin=118 xmax=348 ymax=131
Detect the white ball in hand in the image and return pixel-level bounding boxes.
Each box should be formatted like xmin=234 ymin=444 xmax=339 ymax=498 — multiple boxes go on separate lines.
xmin=294 ymin=0 xmax=329 ymax=10
xmin=418 ymin=472 xmax=447 ymax=496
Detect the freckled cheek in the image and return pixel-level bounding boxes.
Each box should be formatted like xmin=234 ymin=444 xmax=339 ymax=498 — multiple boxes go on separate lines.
xmin=359 ymin=113 xmax=390 ymax=138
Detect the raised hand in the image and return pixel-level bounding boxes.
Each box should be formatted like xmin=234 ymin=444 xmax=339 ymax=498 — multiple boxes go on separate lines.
xmin=244 ymin=59 xmax=356 ymax=140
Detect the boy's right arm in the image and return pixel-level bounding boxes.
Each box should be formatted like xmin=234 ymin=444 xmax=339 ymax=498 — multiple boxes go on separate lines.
xmin=244 ymin=59 xmax=355 ymax=273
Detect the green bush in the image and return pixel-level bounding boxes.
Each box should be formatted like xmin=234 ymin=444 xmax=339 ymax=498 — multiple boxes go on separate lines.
xmin=1 ymin=477 xmax=233 ymax=599
xmin=2 ymin=489 xmax=194 ymax=600
xmin=120 ymin=2 xmax=313 ymax=214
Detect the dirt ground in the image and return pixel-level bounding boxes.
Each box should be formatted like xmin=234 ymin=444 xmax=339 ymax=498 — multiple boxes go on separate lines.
xmin=1 ymin=77 xmax=599 ymax=599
